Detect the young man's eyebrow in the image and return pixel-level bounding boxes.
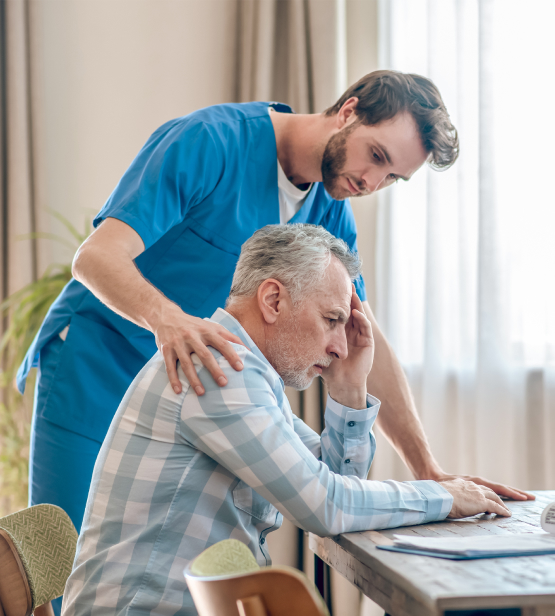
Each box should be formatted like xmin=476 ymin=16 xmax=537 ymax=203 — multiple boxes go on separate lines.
xmin=377 ymin=141 xmax=393 ymax=165
xmin=376 ymin=141 xmax=410 ymax=181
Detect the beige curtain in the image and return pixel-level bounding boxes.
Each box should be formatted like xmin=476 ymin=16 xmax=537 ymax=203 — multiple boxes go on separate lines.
xmin=235 ymin=0 xmax=345 ymax=113
xmin=0 ymin=0 xmax=47 ymax=305
xmin=0 ymin=0 xmax=47 ymax=514
xmin=235 ymin=3 xmax=370 ymax=614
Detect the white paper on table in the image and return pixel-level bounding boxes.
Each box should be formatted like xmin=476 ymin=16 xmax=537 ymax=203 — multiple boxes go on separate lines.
xmin=392 ymin=532 xmax=555 ymax=557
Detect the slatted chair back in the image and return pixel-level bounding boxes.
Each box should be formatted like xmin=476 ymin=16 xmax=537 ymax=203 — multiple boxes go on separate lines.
xmin=0 ymin=504 xmax=78 ymax=616
xmin=184 ymin=539 xmax=329 ymax=616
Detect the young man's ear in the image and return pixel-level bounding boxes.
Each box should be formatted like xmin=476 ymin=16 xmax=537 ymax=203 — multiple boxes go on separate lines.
xmin=336 ymin=97 xmax=359 ymax=129
xmin=257 ymin=279 xmax=289 ymax=324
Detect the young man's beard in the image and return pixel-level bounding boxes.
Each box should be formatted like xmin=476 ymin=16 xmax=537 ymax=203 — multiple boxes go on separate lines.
xmin=321 ymin=121 xmax=359 ymax=200
xmin=266 ymin=311 xmax=332 ymax=391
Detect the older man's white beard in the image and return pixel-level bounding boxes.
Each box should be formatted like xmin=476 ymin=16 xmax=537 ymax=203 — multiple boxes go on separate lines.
xmin=266 ymin=316 xmax=333 ymax=391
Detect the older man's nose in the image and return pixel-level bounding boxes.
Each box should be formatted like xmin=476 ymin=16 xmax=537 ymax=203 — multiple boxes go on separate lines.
xmin=328 ymin=333 xmax=348 ymax=361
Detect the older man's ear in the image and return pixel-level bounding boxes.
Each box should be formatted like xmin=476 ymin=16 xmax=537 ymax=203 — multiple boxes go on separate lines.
xmin=256 ymin=279 xmax=290 ymax=324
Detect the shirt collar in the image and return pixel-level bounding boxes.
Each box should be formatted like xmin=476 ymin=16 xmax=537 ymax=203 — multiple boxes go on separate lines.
xmin=207 ymin=308 xmax=284 ymax=388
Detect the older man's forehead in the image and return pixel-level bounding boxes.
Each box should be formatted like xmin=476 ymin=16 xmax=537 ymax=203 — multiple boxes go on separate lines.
xmin=315 ymin=261 xmax=352 ymax=312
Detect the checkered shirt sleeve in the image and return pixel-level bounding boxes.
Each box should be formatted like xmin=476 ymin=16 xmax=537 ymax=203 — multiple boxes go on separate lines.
xmin=182 ymin=342 xmax=452 ymax=537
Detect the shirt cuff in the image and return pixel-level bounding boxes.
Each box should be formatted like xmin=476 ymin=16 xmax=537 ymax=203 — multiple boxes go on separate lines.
xmin=324 ymin=393 xmax=381 ymax=435
xmin=411 ymin=480 xmax=454 ymax=523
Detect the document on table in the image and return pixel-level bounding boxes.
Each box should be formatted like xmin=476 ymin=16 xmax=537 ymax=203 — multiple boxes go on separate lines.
xmin=377 ymin=532 xmax=555 ymax=560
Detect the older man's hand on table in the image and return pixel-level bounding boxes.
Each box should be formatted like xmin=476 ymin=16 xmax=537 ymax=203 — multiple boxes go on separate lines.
xmin=433 ymin=472 xmax=535 ymax=501
xmin=439 ymin=477 xmax=514 ymax=518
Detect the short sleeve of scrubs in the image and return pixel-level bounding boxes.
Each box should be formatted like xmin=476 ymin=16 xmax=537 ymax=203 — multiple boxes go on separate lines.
xmin=322 ymin=197 xmax=367 ymax=302
xmin=94 ymin=120 xmax=224 ymax=250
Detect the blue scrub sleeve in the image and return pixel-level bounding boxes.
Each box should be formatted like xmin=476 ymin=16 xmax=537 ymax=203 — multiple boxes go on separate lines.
xmin=93 ymin=120 xmax=225 ymax=249
xmin=324 ymin=198 xmax=367 ymax=302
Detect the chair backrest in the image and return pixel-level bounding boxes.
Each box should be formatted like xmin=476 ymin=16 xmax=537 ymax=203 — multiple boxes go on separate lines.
xmin=185 ymin=539 xmax=329 ymax=616
xmin=0 ymin=504 xmax=78 ymax=616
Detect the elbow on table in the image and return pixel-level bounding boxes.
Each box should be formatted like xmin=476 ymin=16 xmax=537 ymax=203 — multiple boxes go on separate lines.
xmin=298 ymin=510 xmax=357 ymax=538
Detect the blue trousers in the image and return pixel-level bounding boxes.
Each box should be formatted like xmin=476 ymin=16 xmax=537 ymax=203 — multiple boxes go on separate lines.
xmin=29 ymin=336 xmax=103 ymax=616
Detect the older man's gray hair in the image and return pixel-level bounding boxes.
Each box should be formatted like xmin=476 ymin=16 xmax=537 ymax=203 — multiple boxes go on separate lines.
xmin=228 ymin=224 xmax=362 ymax=305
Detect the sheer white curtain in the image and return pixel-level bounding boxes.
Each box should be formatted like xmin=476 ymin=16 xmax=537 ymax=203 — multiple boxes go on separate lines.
xmin=371 ymin=0 xmax=555 ymax=490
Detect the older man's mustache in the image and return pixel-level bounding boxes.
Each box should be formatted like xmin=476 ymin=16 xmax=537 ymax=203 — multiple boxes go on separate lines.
xmin=315 ymin=355 xmax=335 ymax=369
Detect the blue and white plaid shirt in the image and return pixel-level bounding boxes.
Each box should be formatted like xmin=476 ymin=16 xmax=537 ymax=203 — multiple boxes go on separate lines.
xmin=62 ymin=308 xmax=452 ymax=616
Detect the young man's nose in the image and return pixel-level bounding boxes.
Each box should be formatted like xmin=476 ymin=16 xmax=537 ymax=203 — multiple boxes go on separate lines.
xmin=362 ymin=170 xmax=390 ymax=194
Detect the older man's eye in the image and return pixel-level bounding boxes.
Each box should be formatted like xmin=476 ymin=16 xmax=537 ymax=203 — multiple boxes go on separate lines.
xmin=327 ymin=318 xmax=337 ymax=327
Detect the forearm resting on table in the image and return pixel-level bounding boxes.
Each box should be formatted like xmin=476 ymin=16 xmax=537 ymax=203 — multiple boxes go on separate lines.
xmin=362 ymin=300 xmax=442 ymax=481
xmin=72 ymin=218 xmax=172 ymax=334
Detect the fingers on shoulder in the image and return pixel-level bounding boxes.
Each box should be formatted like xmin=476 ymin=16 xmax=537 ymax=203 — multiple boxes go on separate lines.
xmin=214 ymin=345 xmax=250 ymax=374
xmin=215 ymin=347 xmax=274 ymax=386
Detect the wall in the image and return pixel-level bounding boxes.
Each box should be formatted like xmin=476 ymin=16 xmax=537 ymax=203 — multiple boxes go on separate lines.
xmin=32 ymin=0 xmax=238 ymax=265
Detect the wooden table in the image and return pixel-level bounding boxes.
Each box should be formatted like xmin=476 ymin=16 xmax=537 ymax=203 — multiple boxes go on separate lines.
xmin=309 ymin=490 xmax=555 ymax=616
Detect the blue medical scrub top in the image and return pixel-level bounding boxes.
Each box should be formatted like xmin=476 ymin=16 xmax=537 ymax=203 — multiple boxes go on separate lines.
xmin=17 ymin=102 xmax=366 ymax=442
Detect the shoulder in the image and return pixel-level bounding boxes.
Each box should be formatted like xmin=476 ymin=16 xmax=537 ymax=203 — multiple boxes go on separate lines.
xmin=191 ymin=342 xmax=282 ymax=399
xmin=160 ymin=102 xmax=272 ymax=139
xmin=316 ymin=190 xmax=357 ymax=244
xmin=190 ymin=101 xmax=274 ymax=124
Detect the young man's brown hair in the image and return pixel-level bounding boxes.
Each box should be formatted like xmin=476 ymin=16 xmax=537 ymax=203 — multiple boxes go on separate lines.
xmin=325 ymin=70 xmax=459 ymax=170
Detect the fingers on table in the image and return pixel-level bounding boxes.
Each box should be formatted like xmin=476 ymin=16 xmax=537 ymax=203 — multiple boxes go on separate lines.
xmin=483 ymin=488 xmax=512 ymax=516
xmin=502 ymin=486 xmax=536 ymax=501
xmin=471 ymin=476 xmax=536 ymax=501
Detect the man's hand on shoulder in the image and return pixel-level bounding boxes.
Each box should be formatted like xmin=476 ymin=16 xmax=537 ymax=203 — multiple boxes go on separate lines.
xmin=322 ymin=287 xmax=375 ymax=409
xmin=153 ymin=302 xmax=245 ymax=396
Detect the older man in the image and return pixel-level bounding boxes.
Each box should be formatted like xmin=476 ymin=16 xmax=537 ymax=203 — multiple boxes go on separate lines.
xmin=62 ymin=224 xmax=510 ymax=616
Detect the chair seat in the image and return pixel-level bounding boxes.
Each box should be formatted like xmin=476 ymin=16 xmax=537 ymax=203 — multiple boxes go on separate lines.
xmin=186 ymin=540 xmax=328 ymax=616
xmin=0 ymin=505 xmax=77 ymax=616
xmin=187 ymin=565 xmax=328 ymax=616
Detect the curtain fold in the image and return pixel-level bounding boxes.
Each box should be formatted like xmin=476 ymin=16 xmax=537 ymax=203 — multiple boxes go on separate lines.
xmin=373 ymin=0 xmax=555 ymax=490
xmin=235 ymin=0 xmax=345 ymax=113
xmin=0 ymin=0 xmax=45 ymax=306
xmin=0 ymin=0 xmax=47 ymax=516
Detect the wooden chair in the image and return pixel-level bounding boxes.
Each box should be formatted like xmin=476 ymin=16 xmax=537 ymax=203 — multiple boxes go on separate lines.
xmin=184 ymin=539 xmax=329 ymax=616
xmin=0 ymin=504 xmax=78 ymax=616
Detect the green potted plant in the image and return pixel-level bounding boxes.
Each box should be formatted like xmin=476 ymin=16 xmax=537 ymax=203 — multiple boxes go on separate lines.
xmin=0 ymin=212 xmax=89 ymax=514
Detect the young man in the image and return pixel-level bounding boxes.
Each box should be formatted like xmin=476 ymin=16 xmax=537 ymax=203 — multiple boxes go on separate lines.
xmin=19 ymin=69 xmax=531 ymax=540
xmin=62 ymin=225 xmax=510 ymax=616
